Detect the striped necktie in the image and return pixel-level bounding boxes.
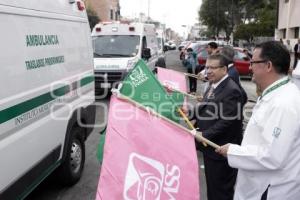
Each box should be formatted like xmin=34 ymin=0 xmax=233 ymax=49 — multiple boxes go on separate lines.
xmin=204 ymin=85 xmax=214 ymax=99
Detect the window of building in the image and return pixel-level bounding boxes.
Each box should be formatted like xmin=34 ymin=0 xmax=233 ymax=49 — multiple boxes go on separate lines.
xmin=295 ymin=27 xmax=299 ymax=38
xmin=115 ymin=12 xmax=118 ymax=21
xmin=285 ymin=0 xmax=289 ymax=3
xmin=110 ymin=9 xmax=114 ymax=20
xmin=282 ymin=29 xmax=286 ymax=39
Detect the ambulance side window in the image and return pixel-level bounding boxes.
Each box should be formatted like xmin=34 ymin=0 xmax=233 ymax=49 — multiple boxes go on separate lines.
xmin=141 ymin=36 xmax=151 ymax=60
xmin=142 ymin=36 xmax=147 ymax=49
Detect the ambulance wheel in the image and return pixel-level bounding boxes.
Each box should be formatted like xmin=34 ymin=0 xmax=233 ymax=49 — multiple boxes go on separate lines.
xmin=57 ymin=126 xmax=85 ymax=186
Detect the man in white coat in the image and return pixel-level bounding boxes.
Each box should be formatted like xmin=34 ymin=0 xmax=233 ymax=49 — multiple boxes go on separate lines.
xmin=216 ymin=41 xmax=300 ymax=200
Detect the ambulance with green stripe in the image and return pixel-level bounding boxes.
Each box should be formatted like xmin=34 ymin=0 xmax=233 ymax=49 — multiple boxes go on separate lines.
xmin=0 ymin=1 xmax=95 ymax=199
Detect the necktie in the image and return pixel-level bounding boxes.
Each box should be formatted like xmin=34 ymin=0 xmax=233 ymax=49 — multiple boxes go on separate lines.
xmin=204 ymin=85 xmax=214 ymax=99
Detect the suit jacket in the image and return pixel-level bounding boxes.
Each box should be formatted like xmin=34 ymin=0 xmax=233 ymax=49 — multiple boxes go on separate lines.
xmin=294 ymin=43 xmax=299 ymax=55
xmin=228 ymin=65 xmax=248 ymax=106
xmin=195 ymin=77 xmax=243 ymax=160
xmin=228 ymin=65 xmax=240 ymax=84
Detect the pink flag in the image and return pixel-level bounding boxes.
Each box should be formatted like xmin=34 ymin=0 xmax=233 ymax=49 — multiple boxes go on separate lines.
xmin=96 ymin=96 xmax=200 ymax=200
xmin=156 ymin=67 xmax=188 ymax=109
xmin=156 ymin=67 xmax=187 ymax=93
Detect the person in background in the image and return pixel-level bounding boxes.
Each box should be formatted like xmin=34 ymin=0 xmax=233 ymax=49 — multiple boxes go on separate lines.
xmin=207 ymin=42 xmax=219 ymax=55
xmin=285 ymin=39 xmax=292 ymax=53
xmin=243 ymin=49 xmax=252 ymax=59
xmin=293 ymin=38 xmax=300 ymax=69
xmin=279 ymin=38 xmax=284 ymax=44
xmin=216 ymin=41 xmax=300 ymax=200
xmin=220 ymin=46 xmax=248 ymax=106
xmin=183 ymin=47 xmax=198 ymax=94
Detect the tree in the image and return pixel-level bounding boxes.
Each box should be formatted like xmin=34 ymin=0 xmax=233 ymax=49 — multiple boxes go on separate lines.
xmin=199 ymin=0 xmax=277 ymax=40
xmin=199 ymin=0 xmax=243 ymax=38
xmin=86 ymin=7 xmax=100 ymax=30
xmin=234 ymin=0 xmax=276 ymax=42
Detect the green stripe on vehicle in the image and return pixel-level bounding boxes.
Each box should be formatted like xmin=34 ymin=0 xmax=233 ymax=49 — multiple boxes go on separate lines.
xmin=0 ymin=75 xmax=94 ymax=124
xmin=80 ymin=76 xmax=95 ymax=87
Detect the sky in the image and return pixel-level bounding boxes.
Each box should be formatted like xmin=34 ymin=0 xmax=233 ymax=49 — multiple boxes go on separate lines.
xmin=119 ymin=0 xmax=202 ymax=36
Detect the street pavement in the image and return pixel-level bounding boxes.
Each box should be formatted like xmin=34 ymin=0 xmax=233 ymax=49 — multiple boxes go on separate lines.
xmin=26 ymin=50 xmax=257 ymax=200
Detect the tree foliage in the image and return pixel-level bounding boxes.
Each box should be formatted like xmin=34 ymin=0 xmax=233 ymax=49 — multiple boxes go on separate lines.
xmin=199 ymin=0 xmax=277 ymax=40
xmin=86 ymin=7 xmax=100 ymax=30
xmin=234 ymin=0 xmax=276 ymax=42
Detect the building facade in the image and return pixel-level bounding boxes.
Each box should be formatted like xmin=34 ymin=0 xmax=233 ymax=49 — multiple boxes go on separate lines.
xmin=276 ymin=0 xmax=300 ymax=49
xmin=84 ymin=0 xmax=120 ymax=22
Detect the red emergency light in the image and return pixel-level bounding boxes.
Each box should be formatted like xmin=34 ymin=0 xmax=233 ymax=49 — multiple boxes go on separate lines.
xmin=96 ymin=27 xmax=101 ymax=32
xmin=77 ymin=1 xmax=85 ymax=11
xmin=129 ymin=27 xmax=135 ymax=32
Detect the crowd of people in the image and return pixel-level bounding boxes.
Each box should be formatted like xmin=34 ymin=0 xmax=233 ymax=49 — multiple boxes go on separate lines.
xmin=182 ymin=40 xmax=300 ymax=200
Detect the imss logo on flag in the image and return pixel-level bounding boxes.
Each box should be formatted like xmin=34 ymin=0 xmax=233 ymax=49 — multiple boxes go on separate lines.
xmin=129 ymin=66 xmax=149 ymax=88
xmin=123 ymin=153 xmax=180 ymax=200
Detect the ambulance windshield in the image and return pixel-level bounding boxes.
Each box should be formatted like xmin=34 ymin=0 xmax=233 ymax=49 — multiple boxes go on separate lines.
xmin=92 ymin=35 xmax=140 ymax=58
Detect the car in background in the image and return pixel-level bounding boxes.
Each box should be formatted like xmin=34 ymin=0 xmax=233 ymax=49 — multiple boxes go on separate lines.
xmin=179 ymin=41 xmax=205 ymax=61
xmin=164 ymin=41 xmax=176 ymax=50
xmin=197 ymin=47 xmax=252 ymax=77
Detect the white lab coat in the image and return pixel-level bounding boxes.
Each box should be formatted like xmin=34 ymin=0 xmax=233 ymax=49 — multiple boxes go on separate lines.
xmin=292 ymin=59 xmax=300 ymax=90
xmin=227 ymin=77 xmax=300 ymax=200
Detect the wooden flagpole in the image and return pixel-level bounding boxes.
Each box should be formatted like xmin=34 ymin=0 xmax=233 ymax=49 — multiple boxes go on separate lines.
xmin=184 ymin=72 xmax=208 ymax=82
xmin=114 ymin=93 xmax=219 ymax=149
xmin=162 ymin=84 xmax=199 ymax=99
xmin=162 ymin=84 xmax=205 ymax=146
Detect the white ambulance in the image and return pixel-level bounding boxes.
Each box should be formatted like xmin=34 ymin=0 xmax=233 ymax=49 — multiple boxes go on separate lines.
xmin=91 ymin=22 xmax=166 ymax=96
xmin=0 ymin=1 xmax=95 ymax=199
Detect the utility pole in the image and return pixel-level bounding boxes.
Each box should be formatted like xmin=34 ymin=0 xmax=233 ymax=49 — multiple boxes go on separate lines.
xmin=231 ymin=0 xmax=234 ymax=44
xmin=216 ymin=0 xmax=219 ymax=38
xmin=147 ymin=0 xmax=150 ymax=20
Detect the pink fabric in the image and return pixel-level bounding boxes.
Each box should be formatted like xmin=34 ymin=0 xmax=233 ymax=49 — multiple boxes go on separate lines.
xmin=157 ymin=67 xmax=187 ymax=93
xmin=156 ymin=67 xmax=188 ymax=109
xmin=96 ymin=96 xmax=200 ymax=200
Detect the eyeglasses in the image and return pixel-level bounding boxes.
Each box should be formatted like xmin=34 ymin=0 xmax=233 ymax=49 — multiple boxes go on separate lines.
xmin=250 ymin=60 xmax=268 ymax=66
xmin=205 ymin=65 xmax=225 ymax=70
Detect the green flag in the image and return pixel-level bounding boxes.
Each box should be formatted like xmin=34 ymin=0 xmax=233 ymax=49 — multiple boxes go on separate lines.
xmin=96 ymin=127 xmax=106 ymax=162
xmin=169 ymin=91 xmax=184 ymax=107
xmin=120 ymin=59 xmax=180 ymax=122
xmin=97 ymin=60 xmax=184 ymax=162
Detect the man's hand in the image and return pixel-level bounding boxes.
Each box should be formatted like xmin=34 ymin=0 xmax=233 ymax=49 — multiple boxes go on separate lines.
xmin=196 ymin=95 xmax=203 ymax=102
xmin=180 ymin=107 xmax=189 ymax=115
xmin=197 ymin=72 xmax=206 ymax=81
xmin=215 ymin=144 xmax=231 ymax=157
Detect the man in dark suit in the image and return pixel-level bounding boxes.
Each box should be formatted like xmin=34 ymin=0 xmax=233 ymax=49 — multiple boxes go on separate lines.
xmin=293 ymin=38 xmax=300 ymax=69
xmin=195 ymin=54 xmax=243 ymax=200
xmin=220 ymin=46 xmax=248 ymax=106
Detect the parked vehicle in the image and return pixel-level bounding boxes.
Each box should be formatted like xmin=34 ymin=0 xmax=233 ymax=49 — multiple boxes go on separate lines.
xmin=164 ymin=41 xmax=176 ymax=50
xmin=197 ymin=47 xmax=252 ymax=76
xmin=179 ymin=42 xmax=204 ymax=61
xmin=91 ymin=22 xmax=164 ymax=96
xmin=0 ymin=1 xmax=95 ymax=199
xmin=156 ymin=29 xmax=167 ymax=67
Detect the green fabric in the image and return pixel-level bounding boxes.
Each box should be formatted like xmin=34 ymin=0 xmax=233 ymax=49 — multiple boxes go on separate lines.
xmin=120 ymin=59 xmax=180 ymax=122
xmin=170 ymin=91 xmax=184 ymax=108
xmin=96 ymin=127 xmax=106 ymax=162
xmin=97 ymin=60 xmax=186 ymax=162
